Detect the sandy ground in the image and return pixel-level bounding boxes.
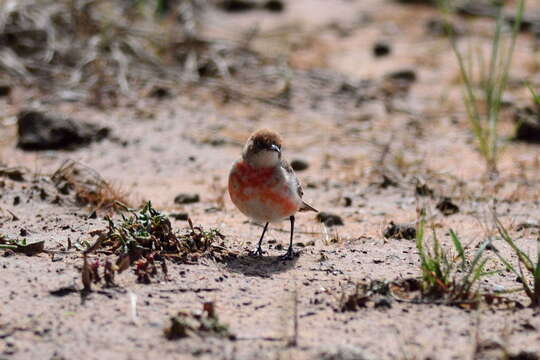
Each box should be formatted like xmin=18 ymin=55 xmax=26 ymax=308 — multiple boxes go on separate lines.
xmin=2 ymin=1 xmax=540 ymax=359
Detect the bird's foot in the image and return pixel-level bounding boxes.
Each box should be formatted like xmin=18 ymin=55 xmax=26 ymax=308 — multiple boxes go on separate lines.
xmin=249 ymin=246 xmax=264 ymax=257
xmin=279 ymin=247 xmax=295 ymax=260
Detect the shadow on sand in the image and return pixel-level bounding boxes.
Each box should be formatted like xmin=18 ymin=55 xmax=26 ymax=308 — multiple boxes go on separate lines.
xmin=222 ymin=252 xmax=300 ymax=277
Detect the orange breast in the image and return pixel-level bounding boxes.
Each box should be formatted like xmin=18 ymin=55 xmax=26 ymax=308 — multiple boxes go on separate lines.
xmin=228 ymin=161 xmax=299 ymax=219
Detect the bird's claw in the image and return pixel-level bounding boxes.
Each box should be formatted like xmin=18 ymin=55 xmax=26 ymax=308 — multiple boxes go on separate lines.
xmin=280 ymin=247 xmax=295 ymax=260
xmin=249 ymin=247 xmax=264 ymax=257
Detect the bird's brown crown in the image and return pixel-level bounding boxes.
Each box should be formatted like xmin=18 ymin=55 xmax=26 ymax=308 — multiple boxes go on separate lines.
xmin=244 ymin=129 xmax=282 ymax=154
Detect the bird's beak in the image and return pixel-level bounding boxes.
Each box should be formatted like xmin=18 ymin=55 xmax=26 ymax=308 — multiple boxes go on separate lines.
xmin=270 ymin=144 xmax=281 ymax=154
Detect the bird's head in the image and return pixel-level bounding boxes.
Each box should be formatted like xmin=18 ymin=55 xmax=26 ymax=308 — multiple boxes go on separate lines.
xmin=242 ymin=129 xmax=282 ymax=168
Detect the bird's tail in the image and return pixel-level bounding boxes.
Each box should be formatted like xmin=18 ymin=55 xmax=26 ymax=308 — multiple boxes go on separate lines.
xmin=299 ymin=201 xmax=318 ymax=212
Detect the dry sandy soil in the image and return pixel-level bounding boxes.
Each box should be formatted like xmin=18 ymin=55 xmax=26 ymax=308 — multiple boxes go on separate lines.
xmin=2 ymin=0 xmax=540 ymax=359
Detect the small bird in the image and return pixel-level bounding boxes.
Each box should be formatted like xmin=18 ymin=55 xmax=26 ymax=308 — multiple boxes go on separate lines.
xmin=228 ymin=129 xmax=317 ymax=259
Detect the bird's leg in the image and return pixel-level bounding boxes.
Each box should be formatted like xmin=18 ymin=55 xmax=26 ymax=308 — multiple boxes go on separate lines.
xmin=281 ymin=215 xmax=295 ymax=260
xmin=250 ymin=222 xmax=269 ymax=256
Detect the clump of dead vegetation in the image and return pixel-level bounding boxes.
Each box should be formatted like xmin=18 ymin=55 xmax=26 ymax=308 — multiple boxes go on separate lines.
xmin=0 ymin=0 xmax=261 ymax=104
xmin=51 ymin=160 xmax=130 ymax=213
xmin=164 ymin=302 xmax=233 ymax=340
xmin=82 ymin=201 xmax=230 ymax=289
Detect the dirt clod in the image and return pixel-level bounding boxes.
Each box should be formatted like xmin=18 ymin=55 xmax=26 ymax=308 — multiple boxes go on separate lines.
xmin=0 ymin=85 xmax=11 ymax=97
xmin=514 ymin=106 xmax=540 ymax=143
xmin=218 ymin=0 xmax=257 ymax=12
xmin=148 ymin=86 xmax=171 ymax=99
xmin=386 ymin=69 xmax=417 ymax=83
xmin=264 ymin=0 xmax=284 ymax=12
xmin=436 ymin=197 xmax=459 ymax=216
xmin=383 ymin=222 xmax=416 ymax=240
xmin=316 ymin=212 xmax=344 ymax=227
xmin=291 ymin=159 xmax=310 ymax=171
xmin=169 ymin=213 xmax=190 ymax=221
xmin=17 ymin=110 xmax=110 ymax=151
xmin=164 ymin=302 xmax=232 ymax=340
xmin=174 ymin=193 xmax=200 ymax=204
xmin=508 ymin=352 xmax=539 ymax=360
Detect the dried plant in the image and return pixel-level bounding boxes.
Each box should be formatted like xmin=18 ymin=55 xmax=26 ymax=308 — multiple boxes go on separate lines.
xmin=51 ymin=160 xmax=130 ymax=213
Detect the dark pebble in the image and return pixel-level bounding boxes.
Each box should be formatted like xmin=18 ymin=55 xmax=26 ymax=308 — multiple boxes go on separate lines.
xmin=436 ymin=197 xmax=459 ymax=216
xmin=264 ymin=0 xmax=284 ymax=12
xmin=0 ymin=85 xmax=11 ymax=97
xmin=316 ymin=212 xmax=344 ymax=227
xmin=386 ymin=69 xmax=417 ymax=83
xmin=174 ymin=193 xmax=200 ymax=204
xmin=169 ymin=212 xmax=189 ymax=221
xmin=373 ymin=42 xmax=391 ymax=57
xmin=291 ymin=159 xmax=309 ymax=171
xmin=396 ymin=0 xmax=434 ymax=4
xmin=514 ymin=106 xmax=540 ymax=143
xmin=148 ymin=86 xmax=171 ymax=99
xmin=218 ymin=0 xmax=256 ymax=12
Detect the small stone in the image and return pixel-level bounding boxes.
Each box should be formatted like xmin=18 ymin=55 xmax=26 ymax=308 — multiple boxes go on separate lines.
xmin=514 ymin=106 xmax=540 ymax=143
xmin=170 ymin=212 xmax=189 ymax=221
xmin=342 ymin=196 xmax=352 ymax=207
xmin=148 ymin=86 xmax=171 ymax=99
xmin=384 ymin=222 xmax=416 ymax=240
xmin=218 ymin=0 xmax=256 ymax=12
xmin=373 ymin=42 xmax=391 ymax=57
xmin=386 ymin=69 xmax=417 ymax=83
xmin=436 ymin=197 xmax=459 ymax=216
xmin=0 ymin=85 xmax=12 ymax=97
xmin=290 ymin=159 xmax=309 ymax=171
xmin=264 ymin=0 xmax=284 ymax=12
xmin=17 ymin=109 xmax=110 ymax=151
xmin=316 ymin=212 xmax=344 ymax=227
xmin=174 ymin=193 xmax=200 ymax=204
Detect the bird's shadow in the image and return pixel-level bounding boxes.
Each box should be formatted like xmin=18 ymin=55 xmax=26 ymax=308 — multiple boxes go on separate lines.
xmin=222 ymin=251 xmax=300 ymax=277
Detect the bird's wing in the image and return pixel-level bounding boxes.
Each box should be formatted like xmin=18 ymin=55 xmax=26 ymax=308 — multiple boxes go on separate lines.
xmin=281 ymin=159 xmax=318 ymax=213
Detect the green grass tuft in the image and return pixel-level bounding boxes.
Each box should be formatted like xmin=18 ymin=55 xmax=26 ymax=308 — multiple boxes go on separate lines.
xmin=415 ymin=210 xmax=494 ymax=306
xmin=492 ymin=217 xmax=540 ymax=307
xmin=439 ymin=0 xmax=525 ymax=176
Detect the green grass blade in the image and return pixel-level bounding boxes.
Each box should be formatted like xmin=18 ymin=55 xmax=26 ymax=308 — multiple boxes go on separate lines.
xmin=449 ymin=229 xmax=465 ymax=269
